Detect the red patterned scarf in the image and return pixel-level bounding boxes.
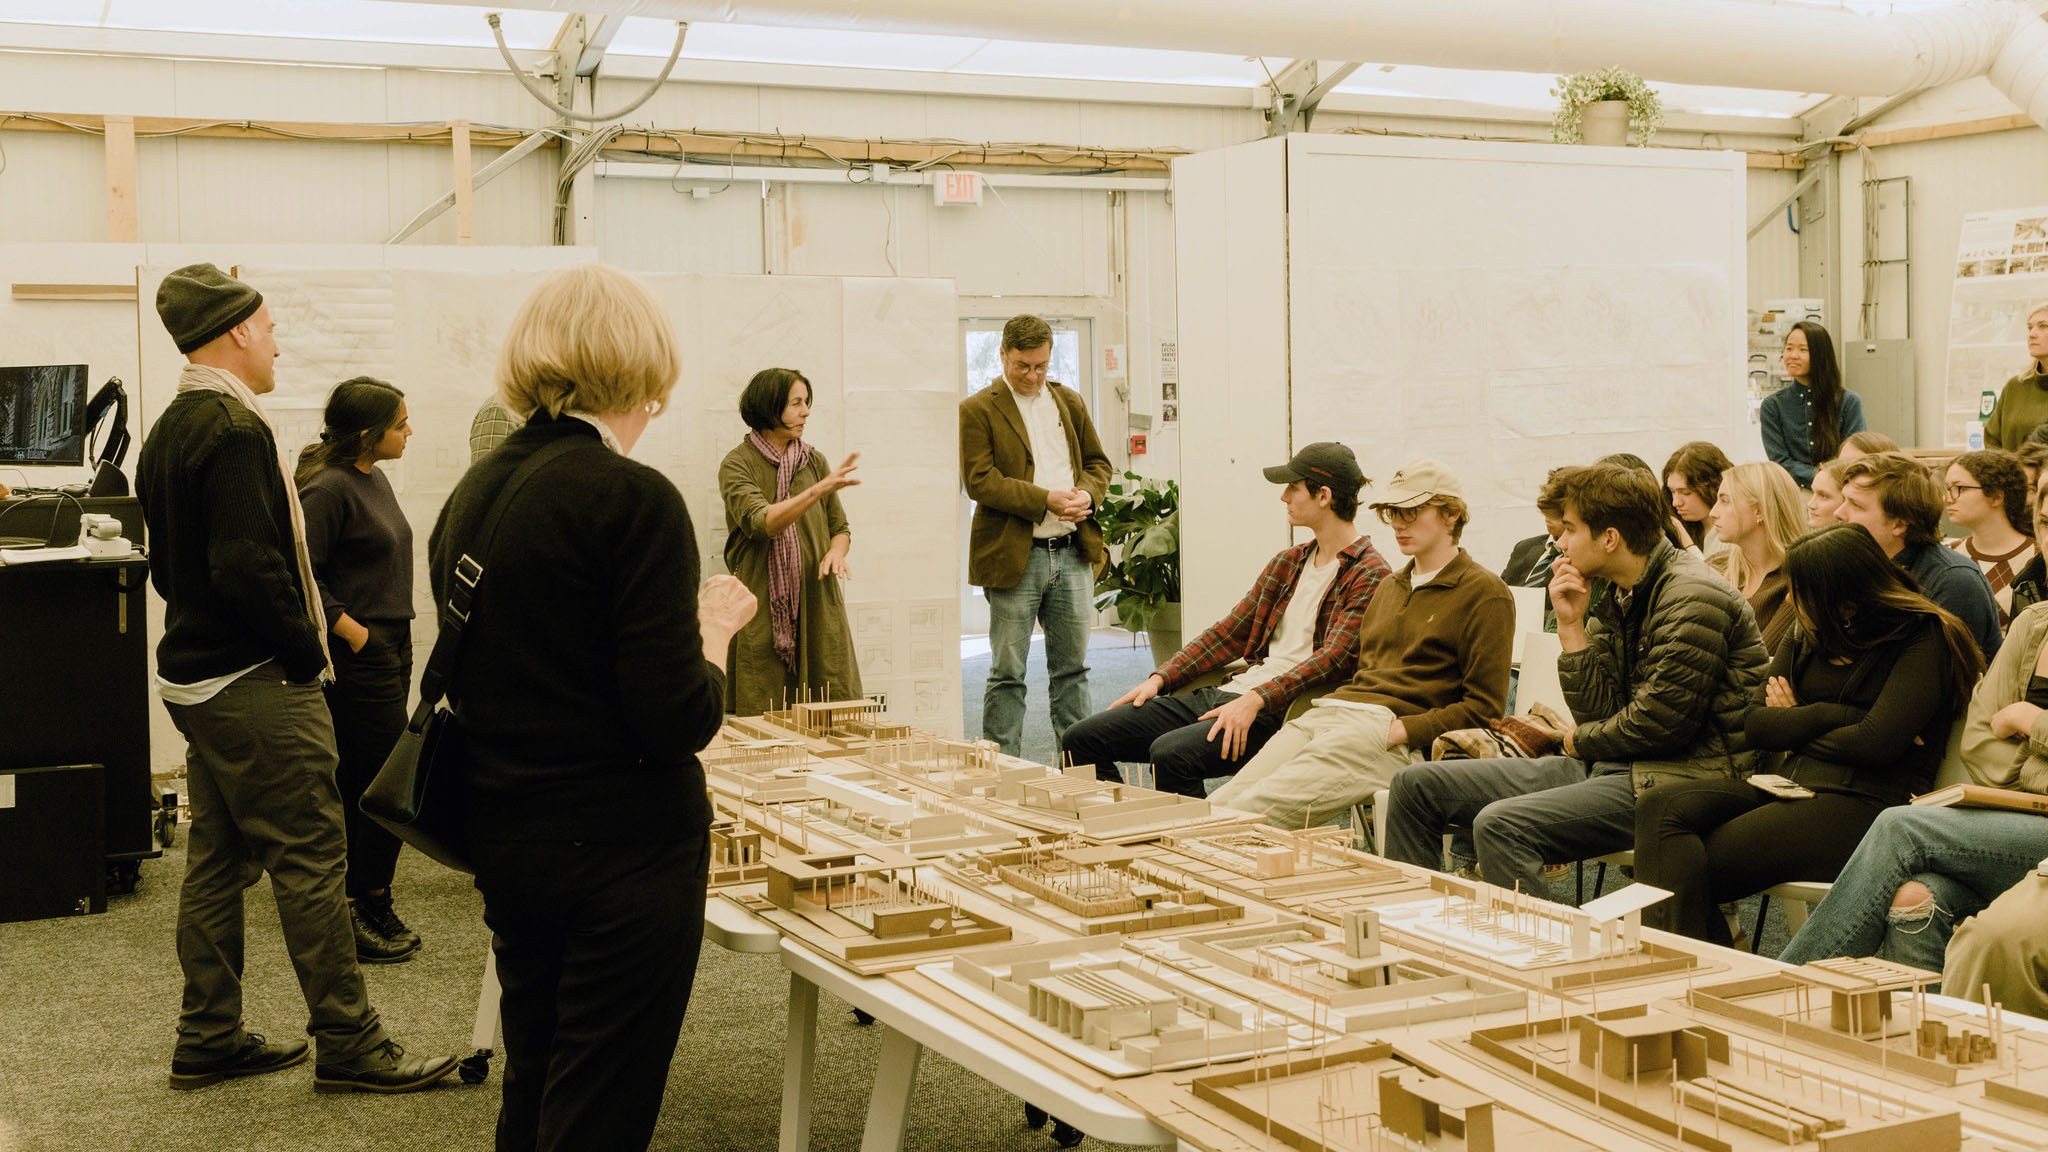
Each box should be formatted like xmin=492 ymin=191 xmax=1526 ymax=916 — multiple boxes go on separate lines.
xmin=748 ymin=429 xmax=813 ymax=670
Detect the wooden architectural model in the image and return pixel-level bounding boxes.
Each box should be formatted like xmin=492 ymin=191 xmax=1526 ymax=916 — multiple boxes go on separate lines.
xmin=1118 ymin=1040 xmax=1595 ymax=1152
xmin=930 ymin=937 xmax=1306 ymax=1076
xmin=1127 ymin=910 xmax=1525 ymax=1035
xmin=944 ymin=841 xmax=1253 ymax=936
xmin=731 ymin=847 xmax=1018 ymax=974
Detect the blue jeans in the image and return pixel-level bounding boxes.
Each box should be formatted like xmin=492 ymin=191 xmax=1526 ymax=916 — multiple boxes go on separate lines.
xmin=983 ymin=543 xmax=1092 ymax=759
xmin=1777 ymin=805 xmax=2048 ymax=973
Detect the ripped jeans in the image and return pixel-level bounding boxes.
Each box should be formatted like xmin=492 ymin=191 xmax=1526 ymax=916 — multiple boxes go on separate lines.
xmin=1777 ymin=805 xmax=2048 ymax=974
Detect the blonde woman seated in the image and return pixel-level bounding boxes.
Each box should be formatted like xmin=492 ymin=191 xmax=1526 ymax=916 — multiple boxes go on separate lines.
xmin=1710 ymin=461 xmax=1805 ymax=654
xmin=1837 ymin=429 xmax=1900 ymax=462
xmin=1807 ymin=458 xmax=1848 ymax=527
xmin=1945 ymin=449 xmax=2038 ymax=629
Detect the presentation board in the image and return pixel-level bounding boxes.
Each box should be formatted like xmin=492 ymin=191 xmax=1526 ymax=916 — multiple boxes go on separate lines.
xmin=1175 ymin=136 xmax=1752 ymax=629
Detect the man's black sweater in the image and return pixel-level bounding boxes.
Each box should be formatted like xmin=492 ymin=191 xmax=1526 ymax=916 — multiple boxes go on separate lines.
xmin=137 ymin=390 xmax=328 ymax=684
xmin=429 ymin=415 xmax=723 ymax=843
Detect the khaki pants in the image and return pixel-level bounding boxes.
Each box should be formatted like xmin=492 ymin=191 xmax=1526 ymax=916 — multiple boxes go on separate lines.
xmin=1942 ymin=870 xmax=2048 ymax=1019
xmin=1208 ymin=704 xmax=1422 ymax=830
xmin=166 ymin=663 xmax=386 ymax=1065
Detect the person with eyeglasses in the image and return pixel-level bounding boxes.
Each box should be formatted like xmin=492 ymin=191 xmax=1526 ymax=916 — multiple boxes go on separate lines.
xmin=1944 ymin=450 xmax=2038 ymax=628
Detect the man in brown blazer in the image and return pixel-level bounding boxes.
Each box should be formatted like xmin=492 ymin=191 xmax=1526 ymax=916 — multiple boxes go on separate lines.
xmin=961 ymin=315 xmax=1113 ymax=758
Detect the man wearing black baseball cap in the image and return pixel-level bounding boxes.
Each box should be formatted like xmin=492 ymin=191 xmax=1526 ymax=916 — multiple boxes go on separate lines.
xmin=1062 ymin=443 xmax=1390 ymax=796
xmin=138 ymin=263 xmax=458 ymax=1095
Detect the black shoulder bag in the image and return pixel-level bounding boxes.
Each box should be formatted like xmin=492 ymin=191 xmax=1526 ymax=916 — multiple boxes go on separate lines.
xmin=361 ymin=436 xmax=578 ymax=873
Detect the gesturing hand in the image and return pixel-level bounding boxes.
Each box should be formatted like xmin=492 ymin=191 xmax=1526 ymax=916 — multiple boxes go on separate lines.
xmin=812 ymin=452 xmax=862 ymax=496
xmin=1199 ymin=693 xmax=1265 ymax=762
xmin=818 ymin=552 xmax=851 ymax=580
xmin=1112 ymin=674 xmax=1165 ymax=709
xmin=699 ymin=574 xmax=759 ymax=635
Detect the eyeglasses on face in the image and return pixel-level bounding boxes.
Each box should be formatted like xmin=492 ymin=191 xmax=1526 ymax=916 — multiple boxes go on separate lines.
xmin=1945 ymin=483 xmax=1983 ymax=499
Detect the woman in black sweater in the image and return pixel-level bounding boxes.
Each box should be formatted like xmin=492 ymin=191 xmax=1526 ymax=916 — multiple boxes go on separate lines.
xmin=297 ymin=377 xmax=420 ymax=964
xmin=1635 ymin=523 xmax=1981 ymax=946
xmin=430 ymin=266 xmax=756 ymax=1152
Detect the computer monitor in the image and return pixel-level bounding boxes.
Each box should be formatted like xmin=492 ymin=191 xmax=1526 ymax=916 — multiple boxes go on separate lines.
xmin=0 ymin=364 xmax=89 ymax=467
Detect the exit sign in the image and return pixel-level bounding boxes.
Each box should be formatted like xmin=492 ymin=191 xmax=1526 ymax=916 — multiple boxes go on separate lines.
xmin=934 ymin=171 xmax=983 ymax=207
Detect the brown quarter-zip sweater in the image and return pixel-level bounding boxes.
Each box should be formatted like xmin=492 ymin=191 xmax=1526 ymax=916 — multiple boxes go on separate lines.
xmin=1326 ymin=549 xmax=1514 ymax=750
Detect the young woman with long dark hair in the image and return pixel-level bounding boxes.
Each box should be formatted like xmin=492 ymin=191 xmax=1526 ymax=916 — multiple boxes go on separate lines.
xmin=295 ymin=376 xmax=421 ymax=963
xmin=1761 ymin=320 xmax=1867 ymax=488
xmin=1633 ymin=522 xmax=1981 ymax=947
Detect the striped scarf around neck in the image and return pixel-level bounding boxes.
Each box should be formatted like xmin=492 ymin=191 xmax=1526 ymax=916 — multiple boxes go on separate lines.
xmin=747 ymin=429 xmax=814 ymax=671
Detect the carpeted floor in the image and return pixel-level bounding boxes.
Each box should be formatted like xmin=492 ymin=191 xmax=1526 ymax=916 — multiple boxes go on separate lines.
xmin=0 ymin=628 xmax=1788 ymax=1151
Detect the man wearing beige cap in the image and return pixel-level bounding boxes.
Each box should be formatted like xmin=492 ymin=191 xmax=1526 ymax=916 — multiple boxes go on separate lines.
xmin=137 ymin=263 xmax=457 ymax=1095
xmin=1210 ymin=458 xmax=1513 ymax=829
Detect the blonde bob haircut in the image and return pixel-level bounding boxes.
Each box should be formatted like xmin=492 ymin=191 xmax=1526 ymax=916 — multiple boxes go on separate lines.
xmin=1718 ymin=461 xmax=1805 ymax=590
xmin=498 ymin=265 xmax=680 ymax=420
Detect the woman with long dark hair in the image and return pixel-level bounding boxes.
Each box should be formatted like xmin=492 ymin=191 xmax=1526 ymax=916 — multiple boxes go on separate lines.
xmin=1945 ymin=449 xmax=2038 ymax=627
xmin=295 ymin=376 xmax=420 ymax=963
xmin=1761 ymin=320 xmax=1867 ymax=488
xmin=1663 ymin=440 xmax=1733 ymax=556
xmin=1634 ymin=522 xmax=1981 ymax=947
xmin=717 ymin=367 xmax=863 ymax=714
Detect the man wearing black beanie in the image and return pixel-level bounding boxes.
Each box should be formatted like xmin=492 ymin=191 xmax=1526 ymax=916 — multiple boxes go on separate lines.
xmin=138 ymin=263 xmax=457 ymax=1095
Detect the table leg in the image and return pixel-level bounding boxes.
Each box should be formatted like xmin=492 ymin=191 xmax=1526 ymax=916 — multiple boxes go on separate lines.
xmin=859 ymin=1025 xmax=924 ymax=1152
xmin=780 ymin=971 xmax=820 ymax=1152
xmin=471 ymin=946 xmax=501 ymax=1050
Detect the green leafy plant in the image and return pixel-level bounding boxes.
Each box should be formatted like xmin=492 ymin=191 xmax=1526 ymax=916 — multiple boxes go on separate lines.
xmin=1092 ymin=471 xmax=1180 ymax=634
xmin=1550 ymin=66 xmax=1664 ymax=146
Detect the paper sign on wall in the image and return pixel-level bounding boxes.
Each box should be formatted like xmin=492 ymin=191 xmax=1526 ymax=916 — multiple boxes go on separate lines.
xmin=1102 ymin=343 xmax=1126 ymax=380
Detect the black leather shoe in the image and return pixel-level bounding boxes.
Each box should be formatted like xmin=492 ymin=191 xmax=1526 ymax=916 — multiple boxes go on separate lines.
xmin=169 ymin=1033 xmax=310 ymax=1090
xmin=352 ymin=901 xmax=419 ymax=964
xmin=357 ymin=890 xmax=421 ymax=951
xmin=314 ymin=1040 xmax=461 ymax=1094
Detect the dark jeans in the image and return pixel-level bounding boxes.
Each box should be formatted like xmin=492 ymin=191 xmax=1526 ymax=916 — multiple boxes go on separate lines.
xmin=1634 ymin=777 xmax=1883 ymax=946
xmin=164 ymin=663 xmax=386 ymax=1065
xmin=326 ymin=619 xmax=413 ymax=897
xmin=1061 ymin=686 xmax=1283 ymax=797
xmin=1384 ymin=755 xmax=1637 ymax=894
xmin=473 ymin=834 xmax=711 ymax=1152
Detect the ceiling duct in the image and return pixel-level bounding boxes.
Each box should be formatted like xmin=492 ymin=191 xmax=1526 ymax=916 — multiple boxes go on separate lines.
xmin=428 ymin=0 xmax=2048 ymax=127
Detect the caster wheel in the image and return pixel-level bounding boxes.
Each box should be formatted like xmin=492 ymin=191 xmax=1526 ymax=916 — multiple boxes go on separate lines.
xmin=458 ymin=1049 xmax=492 ymax=1085
xmin=851 ymin=1009 xmax=875 ymax=1026
xmin=1051 ymin=1119 xmax=1084 ymax=1148
xmin=1023 ymin=1103 xmax=1048 ymax=1129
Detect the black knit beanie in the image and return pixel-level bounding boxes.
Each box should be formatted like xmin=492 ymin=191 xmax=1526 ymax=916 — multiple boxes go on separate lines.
xmin=156 ymin=263 xmax=263 ymax=354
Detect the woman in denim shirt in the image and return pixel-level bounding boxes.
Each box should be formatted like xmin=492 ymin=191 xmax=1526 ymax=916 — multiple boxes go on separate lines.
xmin=1761 ymin=321 xmax=1867 ymax=488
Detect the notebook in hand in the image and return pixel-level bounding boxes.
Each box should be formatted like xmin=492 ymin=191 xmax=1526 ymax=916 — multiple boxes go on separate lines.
xmin=1911 ymin=783 xmax=2048 ymax=815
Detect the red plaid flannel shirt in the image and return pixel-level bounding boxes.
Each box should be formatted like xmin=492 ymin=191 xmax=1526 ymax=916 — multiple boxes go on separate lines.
xmin=1156 ymin=535 xmax=1391 ymax=711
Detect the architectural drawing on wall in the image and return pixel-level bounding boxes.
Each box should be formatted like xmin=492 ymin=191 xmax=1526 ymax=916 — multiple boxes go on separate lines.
xmin=1121 ymin=1039 xmax=1596 ymax=1152
xmin=907 ymin=599 xmax=944 ymax=637
xmin=0 ymin=363 xmax=86 ymax=464
xmin=1124 ymin=911 xmax=1524 ymax=1036
xmin=1688 ymin=959 xmax=2048 ymax=1092
xmin=732 ymin=847 xmax=1017 ymax=975
xmin=1361 ymin=876 xmax=1699 ymax=990
xmin=944 ymin=842 xmax=1252 ymax=937
xmin=1463 ymin=1000 xmax=1992 ymax=1152
xmin=925 ymin=936 xmax=1308 ymax=1077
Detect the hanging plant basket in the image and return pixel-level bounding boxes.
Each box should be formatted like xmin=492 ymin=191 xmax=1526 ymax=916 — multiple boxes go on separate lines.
xmin=1551 ymin=67 xmax=1665 ymax=147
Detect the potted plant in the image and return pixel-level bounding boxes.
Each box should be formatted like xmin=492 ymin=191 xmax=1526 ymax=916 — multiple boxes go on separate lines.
xmin=1092 ymin=471 xmax=1182 ymax=665
xmin=1551 ymin=66 xmax=1664 ymax=147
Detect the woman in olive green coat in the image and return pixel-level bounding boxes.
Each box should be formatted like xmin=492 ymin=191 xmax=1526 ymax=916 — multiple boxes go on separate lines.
xmin=719 ymin=368 xmax=864 ymax=714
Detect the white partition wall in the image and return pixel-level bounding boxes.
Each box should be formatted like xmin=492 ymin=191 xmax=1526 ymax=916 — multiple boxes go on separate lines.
xmin=1176 ymin=135 xmax=1752 ymax=625
xmin=1171 ymin=138 xmax=1293 ymax=630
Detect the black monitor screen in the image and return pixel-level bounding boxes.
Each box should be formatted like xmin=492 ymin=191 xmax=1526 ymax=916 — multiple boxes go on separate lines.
xmin=0 ymin=364 xmax=89 ymax=466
